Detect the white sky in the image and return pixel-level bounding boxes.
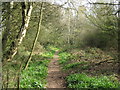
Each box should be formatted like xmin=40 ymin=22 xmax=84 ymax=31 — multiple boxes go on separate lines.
xmin=52 ymin=0 xmax=117 ymax=9
xmin=1 ymin=0 xmax=117 ymax=3
xmin=51 ymin=0 xmax=118 ymax=16
xmin=53 ymin=0 xmax=117 ymax=6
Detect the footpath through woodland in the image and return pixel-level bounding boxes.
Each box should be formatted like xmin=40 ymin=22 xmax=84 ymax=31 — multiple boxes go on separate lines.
xmin=47 ymin=51 xmax=66 ymax=88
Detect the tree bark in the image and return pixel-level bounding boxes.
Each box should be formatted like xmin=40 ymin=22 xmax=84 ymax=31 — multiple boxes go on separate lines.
xmin=6 ymin=69 xmax=9 ymax=89
xmin=3 ymin=2 xmax=33 ymax=64
xmin=2 ymin=3 xmax=11 ymax=52
xmin=24 ymin=2 xmax=44 ymax=70
xmin=118 ymin=1 xmax=120 ymax=75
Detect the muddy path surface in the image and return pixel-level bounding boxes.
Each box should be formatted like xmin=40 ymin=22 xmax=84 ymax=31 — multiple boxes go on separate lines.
xmin=47 ymin=51 xmax=66 ymax=88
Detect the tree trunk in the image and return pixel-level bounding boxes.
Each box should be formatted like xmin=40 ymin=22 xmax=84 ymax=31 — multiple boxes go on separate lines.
xmin=67 ymin=8 xmax=71 ymax=46
xmin=118 ymin=1 xmax=120 ymax=75
xmin=24 ymin=2 xmax=44 ymax=70
xmin=3 ymin=2 xmax=33 ymax=64
xmin=6 ymin=69 xmax=9 ymax=89
xmin=17 ymin=75 xmax=20 ymax=89
xmin=2 ymin=3 xmax=11 ymax=51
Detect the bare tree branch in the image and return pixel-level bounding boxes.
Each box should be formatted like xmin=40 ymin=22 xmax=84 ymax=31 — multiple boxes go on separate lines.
xmin=89 ymin=2 xmax=120 ymax=5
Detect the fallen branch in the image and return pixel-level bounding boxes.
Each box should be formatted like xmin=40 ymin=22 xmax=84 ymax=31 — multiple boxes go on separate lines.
xmin=92 ymin=59 xmax=117 ymax=66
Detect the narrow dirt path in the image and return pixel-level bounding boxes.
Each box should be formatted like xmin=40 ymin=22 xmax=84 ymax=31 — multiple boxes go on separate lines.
xmin=47 ymin=51 xmax=66 ymax=88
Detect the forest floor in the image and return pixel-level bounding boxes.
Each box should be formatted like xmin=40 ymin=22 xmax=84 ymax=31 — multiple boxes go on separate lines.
xmin=47 ymin=51 xmax=67 ymax=88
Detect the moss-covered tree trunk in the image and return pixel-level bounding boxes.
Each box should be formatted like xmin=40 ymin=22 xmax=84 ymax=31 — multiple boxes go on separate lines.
xmin=24 ymin=2 xmax=44 ymax=70
xmin=2 ymin=2 xmax=11 ymax=52
xmin=3 ymin=2 xmax=33 ymax=64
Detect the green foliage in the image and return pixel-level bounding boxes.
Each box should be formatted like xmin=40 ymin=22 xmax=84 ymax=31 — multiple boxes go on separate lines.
xmin=66 ymin=73 xmax=120 ymax=88
xmin=84 ymin=5 xmax=118 ymax=49
xmin=80 ymin=65 xmax=90 ymax=70
xmin=47 ymin=45 xmax=59 ymax=51
xmin=20 ymin=60 xmax=50 ymax=88
xmin=73 ymin=47 xmax=115 ymax=62
xmin=46 ymin=45 xmax=59 ymax=54
xmin=84 ymin=32 xmax=115 ymax=49
xmin=2 ymin=1 xmax=119 ymax=88
xmin=20 ymin=49 xmax=53 ymax=88
xmin=58 ymin=51 xmax=91 ymax=70
xmin=59 ymin=52 xmax=71 ymax=60
xmin=58 ymin=52 xmax=71 ymax=64
xmin=31 ymin=54 xmax=44 ymax=61
xmin=63 ymin=61 xmax=88 ymax=70
xmin=40 ymin=51 xmax=54 ymax=59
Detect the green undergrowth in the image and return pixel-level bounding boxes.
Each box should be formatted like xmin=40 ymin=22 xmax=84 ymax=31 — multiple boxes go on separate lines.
xmin=38 ymin=46 xmax=59 ymax=59
xmin=58 ymin=52 xmax=90 ymax=71
xmin=58 ymin=47 xmax=120 ymax=88
xmin=20 ymin=60 xmax=50 ymax=88
xmin=66 ymin=73 xmax=120 ymax=88
xmin=58 ymin=52 xmax=71 ymax=64
xmin=59 ymin=47 xmax=118 ymax=72
xmin=20 ymin=48 xmax=56 ymax=88
xmin=40 ymin=51 xmax=54 ymax=59
xmin=63 ymin=61 xmax=88 ymax=70
xmin=46 ymin=45 xmax=59 ymax=54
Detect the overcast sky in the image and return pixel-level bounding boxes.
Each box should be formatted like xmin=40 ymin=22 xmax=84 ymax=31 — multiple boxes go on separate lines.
xmin=1 ymin=0 xmax=117 ymax=3
xmin=52 ymin=0 xmax=117 ymax=9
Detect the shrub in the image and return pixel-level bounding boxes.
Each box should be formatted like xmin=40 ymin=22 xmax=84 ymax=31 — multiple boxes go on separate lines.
xmin=58 ymin=52 xmax=71 ymax=64
xmin=63 ymin=61 xmax=88 ymax=70
xmin=66 ymin=73 xmax=120 ymax=88
xmin=20 ymin=60 xmax=50 ymax=88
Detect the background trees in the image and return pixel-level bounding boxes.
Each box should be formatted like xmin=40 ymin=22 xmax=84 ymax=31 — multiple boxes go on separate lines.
xmin=1 ymin=0 xmax=119 ymax=88
xmin=84 ymin=4 xmax=118 ymax=49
